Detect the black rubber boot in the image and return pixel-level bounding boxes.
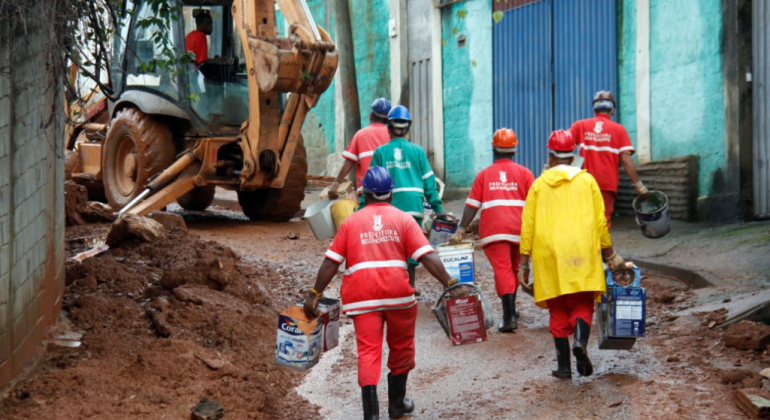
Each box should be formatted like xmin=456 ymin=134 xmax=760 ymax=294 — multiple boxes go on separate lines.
xmin=551 ymin=337 xmax=572 ymax=379
xmin=361 ymin=385 xmax=379 ymax=420
xmin=387 ymin=373 xmax=415 ymax=419
xmin=498 ymin=293 xmax=518 ymax=332
xmin=572 ymin=318 xmax=594 ymax=377
xmin=407 ymin=264 xmax=420 ymax=296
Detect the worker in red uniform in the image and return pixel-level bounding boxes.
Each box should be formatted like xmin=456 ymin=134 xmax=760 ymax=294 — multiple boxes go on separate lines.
xmin=448 ymin=128 xmax=534 ymax=332
xmin=328 ymin=98 xmax=392 ymax=199
xmin=569 ymin=91 xmax=650 ymax=228
xmin=185 ymin=12 xmax=212 ymax=66
xmin=304 ymin=166 xmax=465 ymax=420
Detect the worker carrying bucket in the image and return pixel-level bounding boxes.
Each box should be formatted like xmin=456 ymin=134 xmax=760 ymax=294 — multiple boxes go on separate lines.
xmin=303 ymin=166 xmax=466 ymax=420
xmin=569 ymin=91 xmax=650 ymax=228
xmin=449 ymin=128 xmax=535 ymax=332
xmin=633 ymin=191 xmax=671 ymax=238
xmin=519 ymin=130 xmax=630 ymax=380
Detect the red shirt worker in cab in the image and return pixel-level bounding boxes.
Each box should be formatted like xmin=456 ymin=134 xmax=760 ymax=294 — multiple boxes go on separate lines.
xmin=185 ymin=12 xmax=212 ymax=66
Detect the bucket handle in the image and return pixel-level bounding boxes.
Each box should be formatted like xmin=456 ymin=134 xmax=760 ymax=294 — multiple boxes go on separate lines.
xmin=432 ymin=283 xmax=477 ymax=309
xmin=430 ymin=213 xmax=458 ymax=224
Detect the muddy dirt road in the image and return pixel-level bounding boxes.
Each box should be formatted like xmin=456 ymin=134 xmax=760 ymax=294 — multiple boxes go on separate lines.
xmin=180 ymin=205 xmax=753 ymax=420
xmin=2 ymin=198 xmax=762 ymax=419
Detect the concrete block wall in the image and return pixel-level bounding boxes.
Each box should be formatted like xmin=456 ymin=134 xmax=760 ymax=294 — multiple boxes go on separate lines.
xmin=618 ymin=0 xmax=726 ymax=205
xmin=0 ymin=6 xmax=66 ymax=390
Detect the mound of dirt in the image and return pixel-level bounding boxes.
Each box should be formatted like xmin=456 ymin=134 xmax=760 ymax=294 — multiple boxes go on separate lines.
xmin=3 ymin=224 xmax=320 ymax=420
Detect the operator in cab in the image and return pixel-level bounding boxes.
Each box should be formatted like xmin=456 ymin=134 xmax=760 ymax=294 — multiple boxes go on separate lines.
xmin=185 ymin=12 xmax=212 ymax=66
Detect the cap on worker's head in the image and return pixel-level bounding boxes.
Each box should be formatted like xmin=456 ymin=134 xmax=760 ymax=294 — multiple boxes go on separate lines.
xmin=387 ymin=105 xmax=412 ymax=129
xmin=593 ymin=90 xmax=616 ymax=111
xmin=362 ymin=166 xmax=394 ymax=199
xmin=492 ymin=128 xmax=518 ymax=152
xmin=547 ymin=130 xmax=575 ymax=158
xmin=371 ymin=98 xmax=392 ymax=118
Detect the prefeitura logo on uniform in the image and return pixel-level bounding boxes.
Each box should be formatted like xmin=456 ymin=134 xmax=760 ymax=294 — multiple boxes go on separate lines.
xmin=373 ymin=215 xmax=383 ymax=232
xmin=499 ymin=171 xmax=508 ymax=183
xmin=394 ymin=148 xmax=403 ymax=161
xmin=594 ymin=121 xmax=604 ymax=134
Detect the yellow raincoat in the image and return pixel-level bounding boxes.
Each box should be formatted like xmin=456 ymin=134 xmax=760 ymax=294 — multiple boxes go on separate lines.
xmin=520 ymin=165 xmax=611 ymax=309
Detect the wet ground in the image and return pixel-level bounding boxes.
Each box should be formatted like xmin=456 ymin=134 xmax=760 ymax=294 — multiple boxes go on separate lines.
xmin=2 ymin=193 xmax=763 ymax=419
xmin=178 ymin=203 xmax=752 ymax=420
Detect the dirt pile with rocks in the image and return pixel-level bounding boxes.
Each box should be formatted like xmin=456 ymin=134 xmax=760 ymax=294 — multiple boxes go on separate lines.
xmin=1 ymin=219 xmax=320 ymax=420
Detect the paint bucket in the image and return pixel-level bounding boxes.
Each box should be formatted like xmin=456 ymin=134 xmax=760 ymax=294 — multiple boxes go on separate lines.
xmin=432 ymin=283 xmax=495 ymax=337
xmin=304 ymin=200 xmax=335 ymax=240
xmin=429 ymin=214 xmax=459 ymax=248
xmin=633 ymin=191 xmax=671 ymax=239
xmin=597 ymin=263 xmax=646 ymax=351
xmin=436 ymin=242 xmax=475 ymax=284
xmin=331 ymin=199 xmax=357 ymax=231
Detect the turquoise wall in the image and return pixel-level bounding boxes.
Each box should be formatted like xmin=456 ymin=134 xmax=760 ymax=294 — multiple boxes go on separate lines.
xmin=618 ymin=0 xmax=726 ymax=197
xmin=440 ymin=1 xmax=493 ymax=189
xmin=278 ymin=0 xmax=391 ymax=174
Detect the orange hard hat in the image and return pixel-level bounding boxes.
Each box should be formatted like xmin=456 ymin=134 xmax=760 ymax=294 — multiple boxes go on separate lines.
xmin=546 ymin=130 xmax=575 ymax=157
xmin=492 ymin=128 xmax=518 ymax=149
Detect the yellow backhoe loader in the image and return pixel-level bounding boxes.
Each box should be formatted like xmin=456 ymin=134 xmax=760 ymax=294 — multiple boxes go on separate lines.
xmin=66 ymin=0 xmax=337 ymax=221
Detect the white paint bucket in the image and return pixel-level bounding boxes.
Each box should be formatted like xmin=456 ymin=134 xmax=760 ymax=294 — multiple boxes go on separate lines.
xmin=633 ymin=191 xmax=671 ymax=239
xmin=437 ymin=242 xmax=475 ymax=284
xmin=304 ymin=200 xmax=335 ymax=240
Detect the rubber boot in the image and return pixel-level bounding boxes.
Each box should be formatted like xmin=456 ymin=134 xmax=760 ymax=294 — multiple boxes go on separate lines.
xmin=361 ymin=385 xmax=379 ymax=420
xmin=407 ymin=264 xmax=420 ymax=296
xmin=552 ymin=337 xmax=572 ymax=379
xmin=572 ymin=318 xmax=594 ymax=377
xmin=498 ymin=293 xmax=518 ymax=332
xmin=387 ymin=373 xmax=415 ymax=419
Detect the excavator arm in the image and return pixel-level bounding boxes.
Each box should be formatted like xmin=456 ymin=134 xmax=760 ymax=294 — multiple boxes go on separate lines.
xmin=232 ymin=0 xmax=338 ymax=189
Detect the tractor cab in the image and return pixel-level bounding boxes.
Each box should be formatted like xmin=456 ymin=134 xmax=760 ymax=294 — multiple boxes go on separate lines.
xmin=113 ymin=0 xmax=254 ymax=134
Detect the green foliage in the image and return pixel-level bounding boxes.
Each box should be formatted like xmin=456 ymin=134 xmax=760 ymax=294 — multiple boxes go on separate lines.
xmin=456 ymin=10 xmax=467 ymax=20
xmin=452 ymin=27 xmax=459 ymax=35
xmin=493 ymin=11 xmax=505 ymax=24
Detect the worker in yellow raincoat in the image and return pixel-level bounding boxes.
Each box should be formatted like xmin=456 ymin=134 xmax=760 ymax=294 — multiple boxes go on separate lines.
xmin=518 ymin=130 xmax=628 ymax=380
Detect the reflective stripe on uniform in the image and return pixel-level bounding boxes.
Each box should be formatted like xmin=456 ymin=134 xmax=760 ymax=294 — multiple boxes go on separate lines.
xmin=410 ymin=245 xmax=434 ymax=261
xmin=480 ymin=199 xmax=526 ymax=210
xmin=342 ymin=150 xmax=358 ymax=162
xmin=325 ymin=250 xmax=345 ymax=263
xmin=344 ymin=260 xmax=408 ymax=276
xmin=393 ymin=187 xmax=424 ymax=194
xmin=478 ymin=234 xmax=521 ymax=246
xmin=343 ymin=298 xmax=417 ymax=315
xmin=582 ymin=145 xmax=635 ymax=155
xmin=465 ymin=198 xmax=481 ymax=208
xmin=422 ymin=171 xmax=434 ymax=180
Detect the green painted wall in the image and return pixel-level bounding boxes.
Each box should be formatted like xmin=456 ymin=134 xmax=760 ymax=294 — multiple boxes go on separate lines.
xmin=279 ymin=0 xmax=391 ymax=174
xmin=618 ymin=0 xmax=726 ymax=197
xmin=440 ymin=1 xmax=493 ymax=189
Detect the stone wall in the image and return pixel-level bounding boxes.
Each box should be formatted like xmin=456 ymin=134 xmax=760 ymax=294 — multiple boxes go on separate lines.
xmin=0 ymin=4 xmax=66 ymax=390
xmin=618 ymin=0 xmax=726 ymax=203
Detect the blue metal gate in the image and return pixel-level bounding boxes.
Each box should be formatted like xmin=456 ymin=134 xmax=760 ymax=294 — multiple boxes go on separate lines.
xmin=493 ymin=0 xmax=618 ymax=175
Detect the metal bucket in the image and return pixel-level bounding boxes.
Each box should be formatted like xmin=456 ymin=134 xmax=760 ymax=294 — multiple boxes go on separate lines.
xmin=432 ymin=283 xmax=494 ymax=337
xmin=632 ymin=191 xmax=671 ymax=239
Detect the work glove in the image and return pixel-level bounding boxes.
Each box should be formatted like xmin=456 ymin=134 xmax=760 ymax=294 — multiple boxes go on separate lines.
xmin=634 ymin=180 xmax=651 ymax=201
xmin=447 ymin=278 xmax=471 ymax=299
xmin=518 ymin=263 xmax=533 ymax=296
xmin=303 ymin=289 xmax=322 ymax=319
xmin=448 ymin=227 xmax=467 ymax=245
xmin=327 ymin=181 xmax=341 ymax=200
xmin=606 ymin=253 xmax=631 ymax=285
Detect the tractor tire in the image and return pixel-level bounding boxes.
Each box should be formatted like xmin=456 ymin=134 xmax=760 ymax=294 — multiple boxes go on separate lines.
xmin=177 ymin=185 xmax=216 ymax=211
xmin=102 ymin=108 xmax=175 ymax=210
xmin=238 ymin=138 xmax=308 ymax=222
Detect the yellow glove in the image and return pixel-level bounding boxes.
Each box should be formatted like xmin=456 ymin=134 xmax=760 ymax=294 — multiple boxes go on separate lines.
xmin=447 ymin=278 xmax=470 ymax=299
xmin=448 ymin=227 xmax=467 ymax=245
xmin=518 ymin=264 xmax=532 ymax=296
xmin=303 ymin=288 xmax=322 ymax=319
xmin=634 ymin=181 xmax=650 ymax=201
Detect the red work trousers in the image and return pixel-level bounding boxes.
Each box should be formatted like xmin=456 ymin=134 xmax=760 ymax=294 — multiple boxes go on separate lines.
xmin=546 ymin=291 xmax=596 ymax=338
xmin=352 ymin=305 xmax=418 ymax=387
xmin=482 ymin=241 xmax=521 ymax=297
xmin=601 ymin=190 xmax=616 ymax=229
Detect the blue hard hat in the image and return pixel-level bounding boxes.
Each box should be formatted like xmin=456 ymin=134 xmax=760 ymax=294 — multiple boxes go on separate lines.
xmin=387 ymin=105 xmax=412 ymax=129
xmin=371 ymin=98 xmax=392 ymax=118
xmin=362 ymin=166 xmax=394 ymax=195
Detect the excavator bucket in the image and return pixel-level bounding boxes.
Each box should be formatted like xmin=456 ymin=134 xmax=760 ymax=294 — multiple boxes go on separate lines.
xmin=248 ymin=36 xmax=337 ymax=95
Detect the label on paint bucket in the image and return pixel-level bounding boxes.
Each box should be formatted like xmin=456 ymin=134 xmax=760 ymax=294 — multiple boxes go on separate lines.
xmin=446 ymin=295 xmax=487 ymax=346
xmin=438 ymin=243 xmax=475 ymax=284
xmin=275 ymin=307 xmax=324 ymax=370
